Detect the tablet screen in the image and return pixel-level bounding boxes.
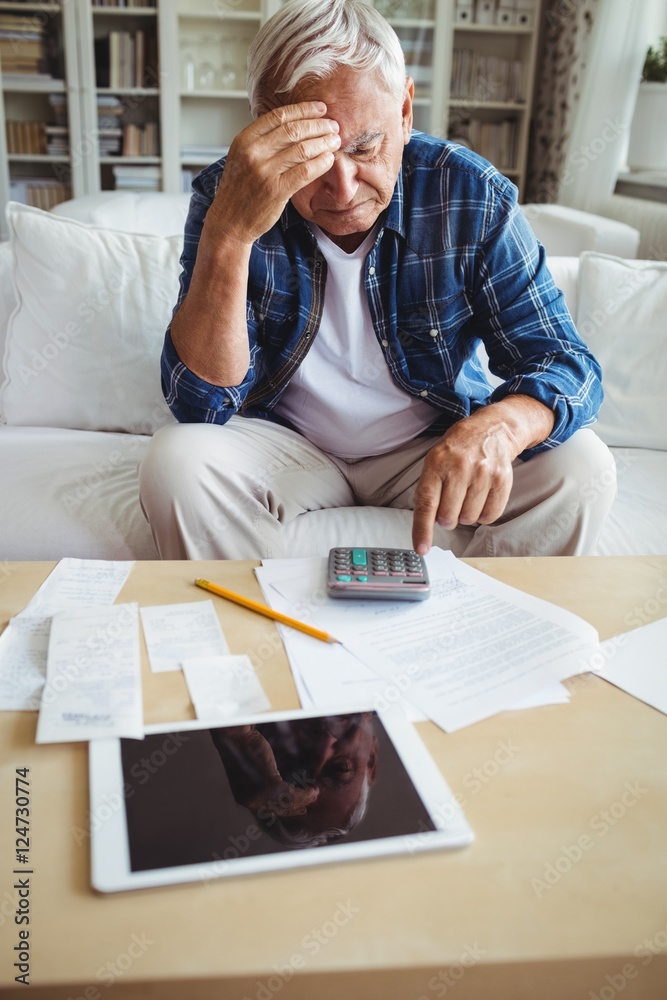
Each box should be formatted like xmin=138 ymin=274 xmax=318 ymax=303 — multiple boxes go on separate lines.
xmin=120 ymin=711 xmax=436 ymax=872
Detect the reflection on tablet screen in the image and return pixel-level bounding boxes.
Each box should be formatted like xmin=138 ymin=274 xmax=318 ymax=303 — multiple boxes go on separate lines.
xmin=120 ymin=711 xmax=436 ymax=872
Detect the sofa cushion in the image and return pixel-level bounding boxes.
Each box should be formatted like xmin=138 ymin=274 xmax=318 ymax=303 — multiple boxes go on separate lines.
xmin=0 ymin=202 xmax=180 ymax=433
xmin=544 ymin=257 xmax=579 ymax=320
xmin=51 ymin=192 xmax=191 ymax=237
xmin=576 ymin=252 xmax=667 ymax=450
xmin=595 ymin=446 xmax=667 ymax=556
xmin=0 ymin=426 xmax=158 ymax=560
xmin=0 ymin=241 xmax=16 ymax=415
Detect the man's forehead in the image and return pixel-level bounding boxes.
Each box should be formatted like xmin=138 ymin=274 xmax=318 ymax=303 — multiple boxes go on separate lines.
xmin=288 ymin=67 xmax=402 ymax=130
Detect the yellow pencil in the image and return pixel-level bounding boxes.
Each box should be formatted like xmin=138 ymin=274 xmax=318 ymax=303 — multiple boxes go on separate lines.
xmin=194 ymin=578 xmax=340 ymax=645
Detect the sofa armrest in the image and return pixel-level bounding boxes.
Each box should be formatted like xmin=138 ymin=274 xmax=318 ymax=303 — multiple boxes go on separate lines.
xmin=0 ymin=240 xmax=16 ymax=400
xmin=522 ymin=204 xmax=640 ymax=259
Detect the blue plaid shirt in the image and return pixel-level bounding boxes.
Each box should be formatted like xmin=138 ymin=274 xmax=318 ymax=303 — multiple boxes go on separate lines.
xmin=162 ymin=132 xmax=602 ymax=457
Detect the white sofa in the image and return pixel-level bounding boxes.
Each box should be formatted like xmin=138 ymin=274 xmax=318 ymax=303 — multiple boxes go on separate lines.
xmin=1 ymin=194 xmax=666 ymax=562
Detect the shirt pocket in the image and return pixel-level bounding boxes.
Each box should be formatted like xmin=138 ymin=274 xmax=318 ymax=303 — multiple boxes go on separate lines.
xmin=394 ymin=292 xmax=475 ymax=387
xmin=248 ymin=286 xmax=299 ymax=328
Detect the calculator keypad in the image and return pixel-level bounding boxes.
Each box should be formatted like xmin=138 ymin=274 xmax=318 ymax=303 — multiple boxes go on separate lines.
xmin=328 ymin=548 xmax=430 ymax=601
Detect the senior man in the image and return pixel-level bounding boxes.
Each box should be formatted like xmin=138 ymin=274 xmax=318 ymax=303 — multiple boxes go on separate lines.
xmin=140 ymin=0 xmax=615 ymax=560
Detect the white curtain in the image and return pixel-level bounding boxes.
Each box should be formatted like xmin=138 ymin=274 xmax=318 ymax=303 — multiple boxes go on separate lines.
xmin=558 ymin=0 xmax=661 ymax=213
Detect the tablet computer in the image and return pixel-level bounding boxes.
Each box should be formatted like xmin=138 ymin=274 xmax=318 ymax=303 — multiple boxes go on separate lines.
xmin=90 ymin=706 xmax=473 ymax=892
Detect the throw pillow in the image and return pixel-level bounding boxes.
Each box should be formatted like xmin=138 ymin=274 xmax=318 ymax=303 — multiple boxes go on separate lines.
xmin=576 ymin=251 xmax=667 ymax=450
xmin=0 ymin=202 xmax=182 ymax=433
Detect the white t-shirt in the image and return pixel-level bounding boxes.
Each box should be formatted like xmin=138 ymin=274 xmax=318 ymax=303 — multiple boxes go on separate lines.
xmin=274 ymin=225 xmax=435 ymax=459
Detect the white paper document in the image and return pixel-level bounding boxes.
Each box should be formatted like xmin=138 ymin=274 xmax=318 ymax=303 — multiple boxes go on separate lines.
xmin=262 ymin=550 xmax=596 ymax=732
xmin=183 ymin=654 xmax=271 ymax=721
xmin=0 ymin=616 xmax=51 ymax=711
xmin=18 ymin=558 xmax=134 ymax=618
xmin=255 ymin=560 xmax=425 ymax=720
xmin=36 ymin=603 xmax=143 ymax=743
xmin=0 ymin=559 xmax=134 ymax=711
xmin=599 ymin=616 xmax=667 ymax=714
xmin=140 ymin=600 xmax=230 ymax=672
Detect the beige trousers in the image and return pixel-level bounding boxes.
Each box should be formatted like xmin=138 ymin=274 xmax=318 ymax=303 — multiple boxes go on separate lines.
xmin=138 ymin=416 xmax=617 ymax=560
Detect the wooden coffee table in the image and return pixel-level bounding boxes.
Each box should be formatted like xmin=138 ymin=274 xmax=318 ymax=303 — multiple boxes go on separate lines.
xmin=1 ymin=557 xmax=666 ymax=1000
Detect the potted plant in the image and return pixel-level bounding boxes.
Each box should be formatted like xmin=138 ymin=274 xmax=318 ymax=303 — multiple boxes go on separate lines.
xmin=628 ymin=37 xmax=667 ymax=172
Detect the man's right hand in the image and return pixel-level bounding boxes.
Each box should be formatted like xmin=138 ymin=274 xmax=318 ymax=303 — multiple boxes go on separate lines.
xmin=205 ymin=101 xmax=341 ymax=246
xmin=171 ymin=103 xmax=339 ymax=387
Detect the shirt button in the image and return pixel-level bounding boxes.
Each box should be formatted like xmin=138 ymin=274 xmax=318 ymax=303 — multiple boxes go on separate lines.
xmin=420 ymin=389 xmax=429 ymax=397
xmin=429 ymin=328 xmax=439 ymax=337
xmin=381 ymin=339 xmax=389 ymax=347
xmin=314 ymin=259 xmax=322 ymax=269
xmin=368 ymin=265 xmax=376 ymax=275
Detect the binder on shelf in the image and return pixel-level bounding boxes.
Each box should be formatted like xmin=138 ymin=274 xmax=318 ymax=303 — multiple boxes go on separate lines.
xmin=515 ymin=4 xmax=534 ymax=28
xmin=495 ymin=3 xmax=516 ymax=25
xmin=455 ymin=1 xmax=475 ymax=25
xmin=476 ymin=1 xmax=497 ymax=25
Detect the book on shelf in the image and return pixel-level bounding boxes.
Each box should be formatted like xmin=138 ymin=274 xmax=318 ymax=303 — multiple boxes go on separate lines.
xmin=0 ymin=13 xmax=54 ymax=77
xmin=99 ymin=128 xmax=122 ymax=155
xmin=98 ymin=29 xmax=157 ymax=89
xmin=180 ymin=144 xmax=230 ymax=161
xmin=45 ymin=125 xmax=68 ymax=156
xmin=93 ymin=1 xmax=157 ymax=7
xmin=5 ymin=120 xmax=47 ymax=155
xmin=453 ymin=116 xmax=518 ymax=170
xmin=96 ymin=94 xmax=124 ymax=131
xmin=48 ymin=93 xmax=68 ymax=126
xmin=9 ymin=177 xmax=71 ymax=211
xmin=451 ymin=49 xmax=524 ymax=103
xmin=121 ymin=121 xmax=159 ymax=156
xmin=181 ymin=168 xmax=199 ymax=192
xmin=112 ymin=164 xmax=161 ymax=190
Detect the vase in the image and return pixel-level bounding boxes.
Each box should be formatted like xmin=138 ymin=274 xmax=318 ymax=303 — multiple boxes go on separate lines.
xmin=627 ymin=81 xmax=667 ymax=171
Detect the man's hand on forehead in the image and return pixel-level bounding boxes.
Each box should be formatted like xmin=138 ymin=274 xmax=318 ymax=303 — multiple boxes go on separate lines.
xmin=206 ymin=101 xmax=341 ymax=245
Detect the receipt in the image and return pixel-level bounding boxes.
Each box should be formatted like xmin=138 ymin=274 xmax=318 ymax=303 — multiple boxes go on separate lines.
xmin=36 ymin=603 xmax=143 ymax=743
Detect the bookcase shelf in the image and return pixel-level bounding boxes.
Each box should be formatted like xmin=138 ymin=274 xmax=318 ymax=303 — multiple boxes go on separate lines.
xmin=0 ymin=1 xmax=61 ymax=9
xmin=8 ymin=153 xmax=69 ymax=161
xmin=99 ymin=154 xmax=160 ymax=163
xmin=96 ymin=86 xmax=159 ymax=95
xmin=92 ymin=7 xmax=158 ymax=15
xmin=454 ymin=22 xmax=534 ymax=34
xmin=2 ymin=79 xmax=66 ymax=93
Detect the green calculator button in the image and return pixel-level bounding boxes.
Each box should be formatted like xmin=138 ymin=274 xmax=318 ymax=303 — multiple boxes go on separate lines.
xmin=352 ymin=549 xmax=368 ymax=566
xmin=357 ymin=575 xmax=368 ymax=582
xmin=336 ymin=574 xmax=352 ymax=582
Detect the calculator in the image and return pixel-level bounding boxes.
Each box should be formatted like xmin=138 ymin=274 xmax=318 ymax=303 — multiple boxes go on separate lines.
xmin=326 ymin=547 xmax=430 ymax=601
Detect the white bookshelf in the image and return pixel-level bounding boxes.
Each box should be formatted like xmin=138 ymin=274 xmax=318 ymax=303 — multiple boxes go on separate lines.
xmin=443 ymin=0 xmax=543 ymax=198
xmin=371 ymin=0 xmax=448 ymax=138
xmin=77 ymin=0 xmax=163 ymax=193
xmin=0 ymin=0 xmax=83 ymax=234
xmin=159 ymin=0 xmax=280 ymax=193
xmin=0 ymin=0 xmax=543 ymax=223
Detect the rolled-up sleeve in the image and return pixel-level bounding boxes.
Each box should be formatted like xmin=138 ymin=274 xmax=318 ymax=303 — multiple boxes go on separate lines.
xmin=470 ymin=183 xmax=603 ymax=457
xmin=160 ymin=163 xmax=257 ymax=424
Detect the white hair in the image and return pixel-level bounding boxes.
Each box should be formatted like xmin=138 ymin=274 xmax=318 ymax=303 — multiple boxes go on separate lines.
xmin=257 ymin=772 xmax=373 ymax=850
xmin=247 ymin=0 xmax=407 ymax=118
